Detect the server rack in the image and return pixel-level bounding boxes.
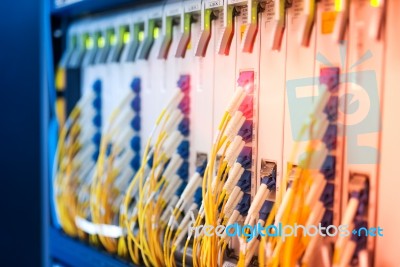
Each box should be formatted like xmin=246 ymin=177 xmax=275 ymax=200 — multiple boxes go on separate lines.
xmin=41 ymin=1 xmax=161 ymax=266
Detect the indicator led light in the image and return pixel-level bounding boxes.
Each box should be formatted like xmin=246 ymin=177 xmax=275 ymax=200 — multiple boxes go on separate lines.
xmin=123 ymin=31 xmax=130 ymax=44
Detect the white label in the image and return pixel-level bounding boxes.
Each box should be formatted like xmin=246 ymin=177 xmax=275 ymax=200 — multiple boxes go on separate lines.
xmin=166 ymin=5 xmax=182 ymax=16
xmin=185 ymin=1 xmax=201 ymax=12
xmin=228 ymin=0 xmax=247 ymax=4
xmin=134 ymin=15 xmax=146 ymax=23
xmin=149 ymin=10 xmax=162 ymax=19
xmin=205 ymin=0 xmax=223 ymax=9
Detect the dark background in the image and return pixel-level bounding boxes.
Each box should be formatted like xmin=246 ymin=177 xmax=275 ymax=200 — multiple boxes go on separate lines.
xmin=0 ymin=0 xmax=41 ymax=266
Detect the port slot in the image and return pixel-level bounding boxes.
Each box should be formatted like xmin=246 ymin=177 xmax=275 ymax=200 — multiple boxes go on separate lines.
xmin=260 ymin=159 xmax=277 ymax=201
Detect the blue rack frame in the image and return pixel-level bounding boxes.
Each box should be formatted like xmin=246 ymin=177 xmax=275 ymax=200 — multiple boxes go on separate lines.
xmin=49 ymin=228 xmax=135 ymax=267
xmin=40 ymin=0 xmax=160 ymax=266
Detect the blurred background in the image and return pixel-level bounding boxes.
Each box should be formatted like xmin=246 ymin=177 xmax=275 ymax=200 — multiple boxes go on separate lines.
xmin=0 ymin=0 xmax=41 ymax=266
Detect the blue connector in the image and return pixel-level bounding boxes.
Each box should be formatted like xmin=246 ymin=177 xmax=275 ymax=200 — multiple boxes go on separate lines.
xmin=92 ymin=114 xmax=102 ymax=128
xmin=178 ymin=118 xmax=190 ymax=137
xmin=356 ymin=183 xmax=369 ymax=217
xmin=92 ymin=79 xmax=102 ymax=95
xmin=323 ymin=124 xmax=337 ymax=150
xmin=92 ymin=96 xmax=102 ymax=111
xmin=130 ymin=78 xmax=141 ymax=93
xmin=351 ymin=220 xmax=368 ymax=252
xmin=130 ymin=154 xmax=141 ymax=171
xmin=106 ymin=143 xmax=113 ymax=157
xmin=237 ymin=147 xmax=252 ymax=169
xmin=176 ymin=181 xmax=188 ymax=196
xmin=320 ymin=183 xmax=334 ymax=208
xmin=351 ymin=221 xmax=368 ymax=265
xmin=130 ymin=95 xmax=141 ymax=112
xmin=261 ymin=170 xmax=276 ymax=191
xmin=177 ymin=161 xmax=189 ymax=180
xmin=323 ymin=96 xmax=338 ymax=122
xmin=238 ymin=120 xmax=252 ymax=143
xmin=130 ymin=136 xmax=141 ymax=152
xmin=147 ymin=154 xmax=154 ymax=168
xmin=130 ymin=115 xmax=141 ymax=131
xmin=92 ymin=150 xmax=100 ymax=161
xmin=320 ymin=156 xmax=336 ymax=180
xmin=193 ymin=187 xmax=203 ymax=206
xmin=236 ymin=193 xmax=251 ymax=216
xmin=237 ymin=170 xmax=251 ymax=192
xmin=164 ymin=158 xmax=171 ymax=169
xmin=320 ymin=209 xmax=333 ymax=230
xmin=259 ymin=200 xmax=274 ymax=221
xmin=195 ymin=160 xmax=207 ymax=177
xmin=177 ymin=75 xmax=190 ymax=92
xmin=177 ymin=140 xmax=190 ymax=159
xmin=92 ymin=132 xmax=101 ymax=146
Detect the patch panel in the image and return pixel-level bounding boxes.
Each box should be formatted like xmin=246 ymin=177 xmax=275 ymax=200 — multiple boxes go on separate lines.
xmin=375 ymin=1 xmax=400 ymax=266
xmin=283 ymin=0 xmax=317 ymax=205
xmin=189 ymin=0 xmax=215 ymax=177
xmin=342 ymin=0 xmax=385 ymax=263
xmin=211 ymin=0 xmax=237 ymax=147
xmin=138 ymin=6 xmax=166 ymax=151
xmin=233 ymin=1 xmax=261 ymax=199
xmin=257 ymin=0 xmax=287 ymax=212
xmin=44 ymin=0 xmax=400 ymax=266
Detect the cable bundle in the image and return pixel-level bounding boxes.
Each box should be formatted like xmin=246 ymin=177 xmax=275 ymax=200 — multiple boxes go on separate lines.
xmin=253 ymin=89 xmax=339 ymax=267
xmin=88 ymin=77 xmax=142 ymax=253
xmin=119 ymin=75 xmax=192 ymax=266
xmin=168 ymin=82 xmax=257 ymax=267
xmin=53 ymin=79 xmax=102 ymax=239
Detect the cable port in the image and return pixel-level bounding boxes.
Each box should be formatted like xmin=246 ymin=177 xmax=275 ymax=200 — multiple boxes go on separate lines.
xmin=320 ymin=67 xmax=339 ymax=92
xmin=323 ymin=124 xmax=337 ymax=150
xmin=177 ymin=161 xmax=189 ymax=180
xmin=237 ymin=171 xmax=251 ymax=192
xmin=130 ymin=95 xmax=141 ymax=112
xmin=237 ymin=71 xmax=254 ymax=93
xmin=349 ymin=173 xmax=369 ymax=217
xmin=178 ymin=117 xmax=190 ymax=136
xmin=177 ymin=140 xmax=190 ymax=159
xmin=260 ymin=160 xmax=277 ymax=192
xmin=178 ymin=95 xmax=190 ymax=115
xmin=320 ymin=183 xmax=334 ymax=208
xmin=320 ymin=209 xmax=333 ymax=234
xmin=320 ymin=155 xmax=336 ymax=180
xmin=238 ymin=120 xmax=252 ymax=143
xmin=130 ymin=77 xmax=141 ymax=93
xmin=177 ymin=75 xmax=190 ymax=92
xmin=93 ymin=79 xmax=102 ymax=94
xmin=237 ymin=147 xmax=252 ymax=169
xmin=323 ymin=96 xmax=338 ymax=122
xmin=239 ymin=95 xmax=253 ymax=119
xmin=130 ymin=115 xmax=141 ymax=131
xmin=130 ymin=136 xmax=141 ymax=152
xmin=236 ymin=193 xmax=251 ymax=216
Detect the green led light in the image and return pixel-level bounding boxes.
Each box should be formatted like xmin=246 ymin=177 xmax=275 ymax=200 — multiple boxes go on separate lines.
xmin=153 ymin=27 xmax=160 ymax=39
xmin=123 ymin=31 xmax=130 ymax=44
xmin=98 ymin=36 xmax=105 ymax=48
xmin=85 ymin=36 xmax=94 ymax=49
xmin=110 ymin=33 xmax=116 ymax=46
xmin=138 ymin=31 xmax=144 ymax=42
